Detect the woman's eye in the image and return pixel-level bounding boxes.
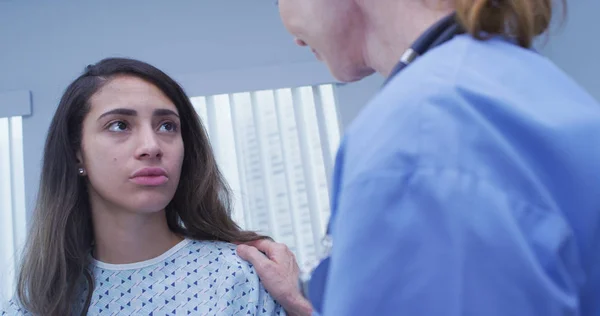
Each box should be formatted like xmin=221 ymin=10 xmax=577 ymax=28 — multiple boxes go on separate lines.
xmin=108 ymin=121 xmax=128 ymax=132
xmin=159 ymin=122 xmax=177 ymax=132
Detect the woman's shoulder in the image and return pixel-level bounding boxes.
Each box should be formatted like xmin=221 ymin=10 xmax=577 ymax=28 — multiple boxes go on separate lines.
xmin=185 ymin=239 xmax=241 ymax=264
xmin=184 ymin=239 xmax=285 ymax=313
xmin=1 ymin=299 xmax=31 ymax=316
xmin=184 ymin=239 xmax=258 ymax=276
xmin=186 ymin=239 xmax=237 ymax=254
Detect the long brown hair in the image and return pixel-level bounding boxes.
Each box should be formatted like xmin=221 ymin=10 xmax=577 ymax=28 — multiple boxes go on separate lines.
xmin=16 ymin=58 xmax=264 ymax=315
xmin=455 ymin=0 xmax=566 ymax=48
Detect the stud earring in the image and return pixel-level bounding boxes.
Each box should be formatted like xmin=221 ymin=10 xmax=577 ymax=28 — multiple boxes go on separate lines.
xmin=78 ymin=168 xmax=85 ymax=175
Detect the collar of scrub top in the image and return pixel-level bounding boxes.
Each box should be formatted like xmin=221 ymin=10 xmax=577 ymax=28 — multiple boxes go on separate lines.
xmin=383 ymin=12 xmax=465 ymax=86
xmin=304 ymin=11 xmax=466 ymax=313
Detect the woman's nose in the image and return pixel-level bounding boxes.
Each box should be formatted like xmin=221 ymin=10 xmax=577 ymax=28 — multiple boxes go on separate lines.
xmin=135 ymin=130 xmax=163 ymax=160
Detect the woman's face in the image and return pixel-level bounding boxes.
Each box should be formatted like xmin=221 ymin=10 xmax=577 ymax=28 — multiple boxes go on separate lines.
xmin=78 ymin=75 xmax=184 ymax=214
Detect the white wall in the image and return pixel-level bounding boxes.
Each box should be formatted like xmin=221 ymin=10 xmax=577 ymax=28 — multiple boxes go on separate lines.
xmin=537 ymin=0 xmax=600 ymax=102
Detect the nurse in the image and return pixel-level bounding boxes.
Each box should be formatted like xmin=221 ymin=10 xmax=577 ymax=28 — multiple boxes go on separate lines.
xmin=237 ymin=0 xmax=600 ymax=315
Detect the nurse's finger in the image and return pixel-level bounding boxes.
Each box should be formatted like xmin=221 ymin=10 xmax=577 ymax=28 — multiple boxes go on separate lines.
xmin=236 ymin=244 xmax=272 ymax=268
xmin=243 ymin=239 xmax=288 ymax=260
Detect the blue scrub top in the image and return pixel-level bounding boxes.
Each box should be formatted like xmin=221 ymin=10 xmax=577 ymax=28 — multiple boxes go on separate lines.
xmin=309 ymin=34 xmax=600 ymax=315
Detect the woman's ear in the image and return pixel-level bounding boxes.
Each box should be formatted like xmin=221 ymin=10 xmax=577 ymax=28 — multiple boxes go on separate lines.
xmin=76 ymin=150 xmax=83 ymax=165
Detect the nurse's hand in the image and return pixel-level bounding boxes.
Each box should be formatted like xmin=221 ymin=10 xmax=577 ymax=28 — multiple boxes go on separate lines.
xmin=237 ymin=239 xmax=313 ymax=316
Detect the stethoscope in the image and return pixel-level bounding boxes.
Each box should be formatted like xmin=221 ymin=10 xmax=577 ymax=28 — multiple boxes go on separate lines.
xmin=303 ymin=12 xmax=465 ymax=313
xmin=383 ymin=12 xmax=464 ymax=85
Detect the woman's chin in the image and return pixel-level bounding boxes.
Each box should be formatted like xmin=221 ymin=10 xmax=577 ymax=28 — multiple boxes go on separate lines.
xmin=123 ymin=196 xmax=173 ymax=214
xmin=131 ymin=190 xmax=175 ymax=207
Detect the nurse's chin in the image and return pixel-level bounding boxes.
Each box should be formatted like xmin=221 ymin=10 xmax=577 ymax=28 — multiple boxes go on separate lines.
xmin=329 ymin=64 xmax=376 ymax=83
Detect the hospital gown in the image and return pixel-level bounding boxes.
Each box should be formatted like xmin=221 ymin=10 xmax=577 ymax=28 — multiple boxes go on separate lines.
xmin=2 ymin=239 xmax=285 ymax=315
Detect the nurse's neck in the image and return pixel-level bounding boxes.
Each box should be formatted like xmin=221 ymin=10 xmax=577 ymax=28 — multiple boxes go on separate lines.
xmin=358 ymin=0 xmax=453 ymax=77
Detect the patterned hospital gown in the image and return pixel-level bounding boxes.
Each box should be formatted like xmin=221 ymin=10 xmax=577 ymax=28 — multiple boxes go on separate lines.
xmin=2 ymin=239 xmax=285 ymax=315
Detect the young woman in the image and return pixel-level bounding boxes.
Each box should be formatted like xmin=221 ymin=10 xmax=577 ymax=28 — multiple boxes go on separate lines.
xmin=1 ymin=58 xmax=285 ymax=316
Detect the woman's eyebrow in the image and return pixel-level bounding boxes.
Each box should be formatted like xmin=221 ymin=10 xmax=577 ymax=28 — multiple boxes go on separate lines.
xmin=96 ymin=108 xmax=179 ymax=121
xmin=153 ymin=108 xmax=179 ymax=118
xmin=97 ymin=108 xmax=136 ymax=121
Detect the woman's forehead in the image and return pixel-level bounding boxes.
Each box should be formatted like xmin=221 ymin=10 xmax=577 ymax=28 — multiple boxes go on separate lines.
xmin=88 ymin=76 xmax=178 ymax=116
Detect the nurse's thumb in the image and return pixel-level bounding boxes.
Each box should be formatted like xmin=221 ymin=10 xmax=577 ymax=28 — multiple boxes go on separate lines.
xmin=236 ymin=244 xmax=269 ymax=267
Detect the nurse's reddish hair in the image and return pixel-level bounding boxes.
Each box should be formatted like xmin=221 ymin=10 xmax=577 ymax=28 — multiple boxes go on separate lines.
xmin=455 ymin=0 xmax=566 ymax=48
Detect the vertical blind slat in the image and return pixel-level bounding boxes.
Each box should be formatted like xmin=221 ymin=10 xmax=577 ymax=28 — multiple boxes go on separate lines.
xmin=311 ymin=86 xmax=334 ymax=199
xmin=250 ymin=92 xmax=279 ymax=239
xmin=10 ymin=117 xmax=26 ymax=272
xmin=273 ymin=89 xmax=306 ymax=267
xmin=229 ymin=94 xmax=251 ymax=230
xmin=0 ymin=116 xmax=26 ymax=301
xmin=291 ymin=87 xmax=324 ymax=256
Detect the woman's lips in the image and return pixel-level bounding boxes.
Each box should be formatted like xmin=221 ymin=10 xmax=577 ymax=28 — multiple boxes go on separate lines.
xmin=130 ymin=167 xmax=169 ymax=186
